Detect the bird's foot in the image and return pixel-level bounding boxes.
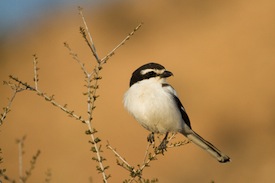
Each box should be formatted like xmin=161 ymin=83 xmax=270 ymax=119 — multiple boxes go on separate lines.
xmin=147 ymin=132 xmax=155 ymax=144
xmin=157 ymin=138 xmax=168 ymax=154
xmin=156 ymin=132 xmax=169 ymax=154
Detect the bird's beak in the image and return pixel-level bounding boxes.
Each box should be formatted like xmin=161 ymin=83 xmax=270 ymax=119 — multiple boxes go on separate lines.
xmin=161 ymin=70 xmax=173 ymax=78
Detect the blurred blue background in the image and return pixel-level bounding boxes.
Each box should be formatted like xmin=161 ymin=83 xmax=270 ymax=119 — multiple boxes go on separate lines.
xmin=0 ymin=0 xmax=116 ymax=39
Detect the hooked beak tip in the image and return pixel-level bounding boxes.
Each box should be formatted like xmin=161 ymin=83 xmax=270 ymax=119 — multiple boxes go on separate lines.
xmin=161 ymin=70 xmax=173 ymax=78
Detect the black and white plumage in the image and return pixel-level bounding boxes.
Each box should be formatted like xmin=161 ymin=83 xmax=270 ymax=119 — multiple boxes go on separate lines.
xmin=124 ymin=62 xmax=230 ymax=163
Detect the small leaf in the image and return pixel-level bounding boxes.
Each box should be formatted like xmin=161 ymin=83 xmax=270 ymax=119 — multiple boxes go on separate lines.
xmin=91 ymin=147 xmax=97 ymax=153
xmin=94 ymin=137 xmax=101 ymax=143
xmin=85 ymin=130 xmax=92 ymax=135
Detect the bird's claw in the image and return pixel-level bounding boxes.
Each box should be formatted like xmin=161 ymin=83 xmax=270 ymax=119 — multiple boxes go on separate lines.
xmin=157 ymin=139 xmax=168 ymax=154
xmin=147 ymin=133 xmax=155 ymax=144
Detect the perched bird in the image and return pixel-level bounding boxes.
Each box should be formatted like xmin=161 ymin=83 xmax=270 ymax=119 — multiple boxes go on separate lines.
xmin=124 ymin=62 xmax=230 ymax=163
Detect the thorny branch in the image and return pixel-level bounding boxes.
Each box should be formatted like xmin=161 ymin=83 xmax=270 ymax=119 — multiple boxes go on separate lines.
xmin=9 ymin=75 xmax=86 ymax=124
xmin=100 ymin=22 xmax=143 ymax=65
xmin=107 ymin=134 xmax=190 ymax=182
xmin=15 ymin=136 xmax=41 ymax=183
xmin=78 ymin=6 xmax=100 ymax=63
xmin=4 ymin=7 xmax=143 ymax=183
xmin=0 ymin=80 xmax=27 ymax=126
xmin=0 ymin=136 xmax=41 ymax=183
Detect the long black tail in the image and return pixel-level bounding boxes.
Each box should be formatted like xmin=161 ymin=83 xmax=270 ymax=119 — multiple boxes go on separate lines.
xmin=183 ymin=130 xmax=231 ymax=163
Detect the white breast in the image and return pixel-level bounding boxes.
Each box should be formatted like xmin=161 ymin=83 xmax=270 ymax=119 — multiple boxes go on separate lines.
xmin=124 ymin=78 xmax=183 ymax=133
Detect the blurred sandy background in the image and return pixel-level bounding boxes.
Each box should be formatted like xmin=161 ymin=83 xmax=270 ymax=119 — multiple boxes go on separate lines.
xmin=1 ymin=0 xmax=275 ymax=182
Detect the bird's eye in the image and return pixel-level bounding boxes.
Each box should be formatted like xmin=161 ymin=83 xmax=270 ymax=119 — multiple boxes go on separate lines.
xmin=143 ymin=71 xmax=156 ymax=79
xmin=147 ymin=71 xmax=155 ymax=76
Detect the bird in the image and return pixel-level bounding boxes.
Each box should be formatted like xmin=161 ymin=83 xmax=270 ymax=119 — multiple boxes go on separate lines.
xmin=123 ymin=62 xmax=231 ymax=163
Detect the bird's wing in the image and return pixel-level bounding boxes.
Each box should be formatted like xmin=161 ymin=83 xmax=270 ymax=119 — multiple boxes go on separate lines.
xmin=162 ymin=83 xmax=192 ymax=129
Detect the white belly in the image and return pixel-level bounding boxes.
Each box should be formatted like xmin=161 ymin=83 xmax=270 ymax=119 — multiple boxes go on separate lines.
xmin=124 ymin=79 xmax=183 ymax=133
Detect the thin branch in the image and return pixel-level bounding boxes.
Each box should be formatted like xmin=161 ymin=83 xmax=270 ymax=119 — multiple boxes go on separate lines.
xmin=78 ymin=6 xmax=100 ymax=63
xmin=89 ymin=133 xmax=109 ymax=182
xmin=16 ymin=135 xmax=27 ymax=183
xmin=86 ymin=72 xmax=109 ymax=182
xmin=0 ymin=169 xmax=16 ymax=183
xmin=108 ymin=134 xmax=190 ymax=181
xmin=85 ymin=22 xmax=143 ymax=78
xmin=33 ymin=54 xmax=39 ymax=90
xmin=20 ymin=150 xmax=41 ymax=183
xmin=9 ymin=76 xmax=86 ymax=124
xmin=88 ymin=66 xmax=101 ymax=120
xmin=100 ymin=22 xmax=143 ymax=64
xmin=0 ymin=81 xmax=26 ymax=126
xmin=74 ymin=10 xmax=145 ymax=183
xmin=138 ymin=136 xmax=190 ymax=176
xmin=0 ymin=148 xmax=3 ymax=164
xmin=106 ymin=143 xmax=132 ymax=169
xmin=0 ymin=88 xmax=17 ymax=125
xmin=143 ymin=142 xmax=153 ymax=165
xmin=64 ymin=42 xmax=89 ymax=75
xmin=87 ymin=74 xmax=93 ymax=122
xmin=44 ymin=169 xmax=52 ymax=183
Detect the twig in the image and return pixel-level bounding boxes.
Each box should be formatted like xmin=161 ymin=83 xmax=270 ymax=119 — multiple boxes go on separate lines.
xmin=84 ymin=65 xmax=108 ymax=182
xmin=108 ymin=134 xmax=190 ymax=181
xmin=88 ymin=67 xmax=101 ymax=120
xmin=142 ymin=142 xmax=153 ymax=165
xmin=16 ymin=135 xmax=26 ymax=183
xmin=0 ymin=88 xmax=17 ymax=126
xmin=0 ymin=81 xmax=26 ymax=126
xmin=9 ymin=75 xmax=86 ymax=123
xmin=138 ymin=135 xmax=190 ymax=174
xmin=77 ymin=7 xmax=112 ymax=182
xmin=33 ymin=54 xmax=39 ymax=90
xmin=0 ymin=148 xmax=3 ymax=164
xmin=77 ymin=8 xmax=143 ymax=183
xmin=44 ymin=169 xmax=52 ymax=183
xmin=64 ymin=42 xmax=89 ymax=75
xmin=106 ymin=143 xmax=132 ymax=170
xmin=20 ymin=150 xmax=41 ymax=183
xmin=0 ymin=169 xmax=16 ymax=183
xmin=78 ymin=7 xmax=100 ymax=63
xmin=100 ymin=22 xmax=143 ymax=64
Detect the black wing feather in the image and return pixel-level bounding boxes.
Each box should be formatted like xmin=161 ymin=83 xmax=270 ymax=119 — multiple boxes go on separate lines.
xmin=162 ymin=83 xmax=192 ymax=129
xmin=173 ymin=95 xmax=192 ymax=129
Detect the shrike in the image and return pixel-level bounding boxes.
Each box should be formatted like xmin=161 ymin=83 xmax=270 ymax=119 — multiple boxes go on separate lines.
xmin=124 ymin=62 xmax=230 ymax=163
